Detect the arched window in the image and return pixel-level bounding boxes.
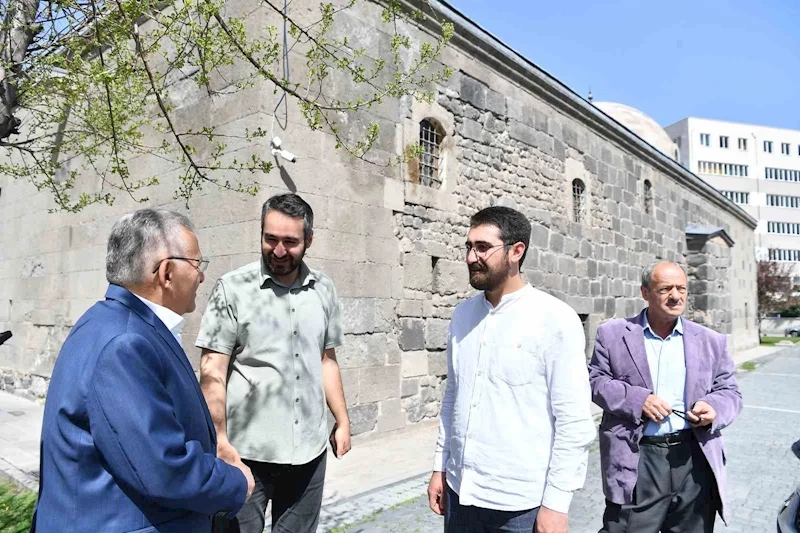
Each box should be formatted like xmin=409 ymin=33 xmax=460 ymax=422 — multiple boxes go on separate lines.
xmin=644 ymin=179 xmax=653 ymax=214
xmin=419 ymin=119 xmax=445 ymax=189
xmin=572 ymin=179 xmax=585 ymax=223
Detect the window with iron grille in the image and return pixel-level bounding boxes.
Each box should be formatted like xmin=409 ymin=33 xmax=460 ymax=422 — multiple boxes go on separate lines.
xmin=419 ymin=119 xmax=443 ymax=188
xmin=643 ymin=180 xmax=653 ymax=214
xmin=572 ymin=179 xmax=585 ymax=223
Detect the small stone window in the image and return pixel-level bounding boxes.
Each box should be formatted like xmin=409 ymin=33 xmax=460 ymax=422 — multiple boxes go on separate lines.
xmin=572 ymin=179 xmax=585 ymax=223
xmin=644 ymin=179 xmax=653 ymax=214
xmin=419 ymin=119 xmax=445 ymax=189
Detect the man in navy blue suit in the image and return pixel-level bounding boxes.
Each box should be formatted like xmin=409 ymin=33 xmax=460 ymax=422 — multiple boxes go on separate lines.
xmin=31 ymin=209 xmax=255 ymax=533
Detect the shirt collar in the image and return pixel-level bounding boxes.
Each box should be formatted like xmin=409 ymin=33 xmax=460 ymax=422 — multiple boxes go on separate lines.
xmin=642 ymin=309 xmax=683 ymax=339
xmin=260 ymin=259 xmax=317 ymax=289
xmin=133 ymin=294 xmax=185 ymax=339
xmin=482 ymin=283 xmax=532 ymax=312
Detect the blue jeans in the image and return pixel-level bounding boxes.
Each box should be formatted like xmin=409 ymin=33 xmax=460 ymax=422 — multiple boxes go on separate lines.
xmin=445 ymin=486 xmax=540 ymax=533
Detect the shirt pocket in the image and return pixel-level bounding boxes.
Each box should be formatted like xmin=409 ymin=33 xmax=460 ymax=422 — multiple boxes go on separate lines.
xmin=488 ymin=341 xmax=544 ymax=386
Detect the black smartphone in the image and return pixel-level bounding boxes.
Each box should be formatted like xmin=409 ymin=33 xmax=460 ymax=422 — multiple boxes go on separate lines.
xmin=329 ymin=422 xmax=338 ymax=457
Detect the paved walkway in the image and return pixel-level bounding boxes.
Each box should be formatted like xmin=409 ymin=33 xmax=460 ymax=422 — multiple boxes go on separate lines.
xmin=0 ymin=342 xmax=792 ymax=532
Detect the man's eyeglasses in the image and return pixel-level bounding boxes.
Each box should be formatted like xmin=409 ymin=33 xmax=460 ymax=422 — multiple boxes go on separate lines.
xmin=464 ymin=243 xmax=511 ymax=259
xmin=672 ymin=409 xmax=689 ymax=421
xmin=152 ymin=257 xmax=210 ymax=274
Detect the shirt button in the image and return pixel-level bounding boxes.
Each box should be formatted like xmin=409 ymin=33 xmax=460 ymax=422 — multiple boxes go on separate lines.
xmin=292 ymin=308 xmax=296 ymax=312
xmin=296 ymin=398 xmax=300 ymax=403
xmin=293 ymin=331 xmax=297 ymax=335
xmin=295 ymin=353 xmax=299 ymax=358
xmin=295 ymin=420 xmax=299 ymax=425
xmin=296 ymin=375 xmax=300 ymax=380
xmin=477 ymin=371 xmax=483 ymax=376
xmin=472 ymin=402 xmax=478 ymax=407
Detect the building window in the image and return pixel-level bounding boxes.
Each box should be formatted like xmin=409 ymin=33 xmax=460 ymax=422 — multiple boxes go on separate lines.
xmin=769 ymin=249 xmax=800 ymax=262
xmin=738 ymin=138 xmax=748 ymax=151
xmin=764 ymin=141 xmax=773 ymax=153
xmin=767 ymin=194 xmax=800 ymax=208
xmin=572 ymin=179 xmax=585 ymax=223
xmin=719 ymin=136 xmax=729 ymax=148
xmin=768 ymin=222 xmax=800 ymax=235
xmin=643 ymin=179 xmax=653 ymax=214
xmin=782 ymin=143 xmax=791 ymax=155
xmin=721 ymin=190 xmax=749 ymax=205
xmin=697 ymin=161 xmax=748 ymax=177
xmin=419 ymin=119 xmax=444 ymax=188
xmin=765 ymin=167 xmax=800 ymax=182
xmin=700 ymin=133 xmax=710 ymax=146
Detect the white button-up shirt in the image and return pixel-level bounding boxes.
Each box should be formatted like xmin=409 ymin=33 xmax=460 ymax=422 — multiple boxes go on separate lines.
xmin=134 ymin=294 xmax=185 ymax=345
xmin=434 ymin=284 xmax=596 ymax=513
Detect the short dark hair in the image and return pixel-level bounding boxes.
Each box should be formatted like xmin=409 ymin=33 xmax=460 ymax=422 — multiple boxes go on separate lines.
xmin=470 ymin=206 xmax=531 ymax=266
xmin=261 ymin=193 xmax=314 ymax=241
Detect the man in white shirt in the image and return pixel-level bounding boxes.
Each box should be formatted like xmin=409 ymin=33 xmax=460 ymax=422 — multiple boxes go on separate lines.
xmin=427 ymin=206 xmax=596 ymax=533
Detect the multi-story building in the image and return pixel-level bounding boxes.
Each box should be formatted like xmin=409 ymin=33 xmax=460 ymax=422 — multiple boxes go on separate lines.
xmin=665 ymin=118 xmax=800 ymax=268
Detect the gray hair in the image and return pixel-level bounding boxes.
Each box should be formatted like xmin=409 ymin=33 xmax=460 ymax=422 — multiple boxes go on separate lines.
xmin=641 ymin=261 xmax=686 ymax=289
xmin=106 ymin=209 xmax=195 ymax=287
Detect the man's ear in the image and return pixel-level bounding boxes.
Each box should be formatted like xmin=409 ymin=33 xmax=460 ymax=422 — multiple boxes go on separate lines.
xmin=305 ymin=233 xmax=313 ymax=250
xmin=160 ymin=259 xmax=174 ymax=287
xmin=510 ymin=242 xmax=526 ymax=264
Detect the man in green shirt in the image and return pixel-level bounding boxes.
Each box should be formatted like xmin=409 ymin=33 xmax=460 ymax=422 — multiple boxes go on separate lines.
xmin=197 ymin=193 xmax=351 ymax=533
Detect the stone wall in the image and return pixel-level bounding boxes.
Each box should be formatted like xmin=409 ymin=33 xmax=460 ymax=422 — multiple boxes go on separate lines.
xmin=0 ymin=0 xmax=758 ymax=435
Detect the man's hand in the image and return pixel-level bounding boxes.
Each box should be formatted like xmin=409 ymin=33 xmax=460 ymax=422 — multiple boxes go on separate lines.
xmin=427 ymin=471 xmax=447 ymax=516
xmin=535 ymin=506 xmax=568 ymax=533
xmin=233 ymin=461 xmax=255 ymax=501
xmin=332 ymin=422 xmax=352 ymax=459
xmin=642 ymin=394 xmax=672 ymax=423
xmin=688 ymin=400 xmax=716 ymax=428
xmin=217 ymin=439 xmax=241 ymax=465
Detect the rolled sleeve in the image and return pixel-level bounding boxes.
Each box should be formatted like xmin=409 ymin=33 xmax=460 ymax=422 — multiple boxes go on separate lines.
xmin=324 ymin=284 xmax=345 ymax=349
xmin=195 ymin=279 xmax=238 ymax=355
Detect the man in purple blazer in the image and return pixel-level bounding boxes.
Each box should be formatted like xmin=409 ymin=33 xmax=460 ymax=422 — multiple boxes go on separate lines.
xmin=589 ymin=261 xmax=741 ymax=533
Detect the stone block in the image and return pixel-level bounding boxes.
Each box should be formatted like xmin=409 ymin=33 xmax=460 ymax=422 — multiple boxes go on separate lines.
xmin=398 ymin=299 xmax=423 ymax=317
xmin=696 ymin=264 xmax=717 ymax=281
xmin=530 ymin=223 xmax=549 ymax=250
xmin=340 ymin=298 xmax=376 ymax=335
xmin=383 ymin=178 xmax=405 ymax=212
xmin=509 ymin=121 xmax=538 ymax=147
xmin=433 ymin=259 xmax=467 ymax=295
xmin=485 ymin=89 xmax=506 ymax=116
xmin=359 ymin=365 xmax=401 ymax=403
xmin=349 ymin=403 xmax=378 ymax=436
xmin=377 ymin=399 xmax=406 ymax=433
xmin=399 ymin=319 xmax=425 ymax=351
xmin=402 ymin=351 xmax=428 ymax=378
xmin=460 ymin=75 xmax=486 ymax=109
xmin=403 ymin=253 xmax=433 ymax=291
xmin=461 ymin=119 xmax=484 ymax=142
xmin=401 ymin=378 xmax=420 ymax=398
xmin=549 ymin=232 xmax=564 ymax=254
xmin=425 ymin=318 xmax=449 ymax=350
xmin=428 ymin=352 xmax=448 ymax=377
xmin=340 ymin=368 xmax=359 ymax=406
xmin=337 ymin=333 xmax=389 ymax=369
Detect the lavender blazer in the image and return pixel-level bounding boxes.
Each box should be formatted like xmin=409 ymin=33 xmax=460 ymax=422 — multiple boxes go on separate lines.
xmin=588 ymin=310 xmax=742 ymax=524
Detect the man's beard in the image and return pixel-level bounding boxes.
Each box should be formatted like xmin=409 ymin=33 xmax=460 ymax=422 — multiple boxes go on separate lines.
xmin=468 ymin=256 xmax=511 ymax=291
xmin=263 ymin=248 xmax=304 ymax=277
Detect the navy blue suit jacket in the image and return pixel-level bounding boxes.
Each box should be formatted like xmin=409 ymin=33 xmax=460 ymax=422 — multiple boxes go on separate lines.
xmin=31 ymin=285 xmax=246 ymax=533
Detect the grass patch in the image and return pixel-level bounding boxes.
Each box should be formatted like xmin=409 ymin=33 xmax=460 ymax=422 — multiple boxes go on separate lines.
xmin=0 ymin=482 xmax=36 ymax=533
xmin=325 ymin=494 xmax=422 ymax=533
xmin=760 ymin=336 xmax=800 ymax=345
xmin=739 ymin=361 xmax=757 ymax=372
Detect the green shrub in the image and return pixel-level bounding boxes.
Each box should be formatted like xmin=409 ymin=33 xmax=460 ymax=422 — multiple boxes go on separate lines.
xmin=0 ymin=482 xmax=36 ymax=533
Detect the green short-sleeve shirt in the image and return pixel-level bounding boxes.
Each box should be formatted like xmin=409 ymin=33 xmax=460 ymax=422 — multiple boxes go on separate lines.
xmin=196 ymin=260 xmax=344 ymax=465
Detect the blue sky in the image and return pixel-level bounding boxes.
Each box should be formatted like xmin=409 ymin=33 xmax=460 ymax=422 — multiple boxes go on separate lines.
xmin=450 ymin=0 xmax=800 ymax=130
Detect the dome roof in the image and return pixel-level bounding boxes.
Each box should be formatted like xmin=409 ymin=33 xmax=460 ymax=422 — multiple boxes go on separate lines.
xmin=593 ymin=102 xmax=678 ymax=160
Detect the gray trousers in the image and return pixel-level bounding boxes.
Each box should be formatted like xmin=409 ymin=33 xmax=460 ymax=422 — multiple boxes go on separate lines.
xmin=600 ymin=436 xmax=717 ymax=533
xmin=213 ymin=452 xmax=326 ymax=533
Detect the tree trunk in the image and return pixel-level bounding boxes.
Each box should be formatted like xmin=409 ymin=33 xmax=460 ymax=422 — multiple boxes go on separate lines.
xmin=0 ymin=0 xmax=40 ymax=140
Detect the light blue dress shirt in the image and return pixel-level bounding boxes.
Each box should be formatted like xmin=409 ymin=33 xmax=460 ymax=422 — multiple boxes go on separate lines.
xmin=642 ymin=312 xmax=690 ymax=436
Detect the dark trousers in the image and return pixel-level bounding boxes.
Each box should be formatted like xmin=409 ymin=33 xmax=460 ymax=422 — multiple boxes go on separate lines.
xmin=213 ymin=452 xmax=326 ymax=533
xmin=600 ymin=436 xmax=717 ymax=533
xmin=445 ymin=486 xmax=540 ymax=533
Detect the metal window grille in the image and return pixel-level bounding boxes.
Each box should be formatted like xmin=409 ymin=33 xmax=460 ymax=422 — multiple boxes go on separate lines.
xmin=644 ymin=180 xmax=653 ymax=214
xmin=572 ymin=179 xmax=585 ymax=223
xmin=419 ymin=119 xmax=442 ymax=188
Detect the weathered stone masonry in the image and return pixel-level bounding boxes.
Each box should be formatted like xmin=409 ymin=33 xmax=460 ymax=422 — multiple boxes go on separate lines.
xmin=0 ymin=0 xmax=757 ymax=436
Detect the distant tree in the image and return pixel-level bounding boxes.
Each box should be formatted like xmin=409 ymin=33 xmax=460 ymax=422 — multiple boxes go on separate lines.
xmin=757 ymin=260 xmax=798 ymax=334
